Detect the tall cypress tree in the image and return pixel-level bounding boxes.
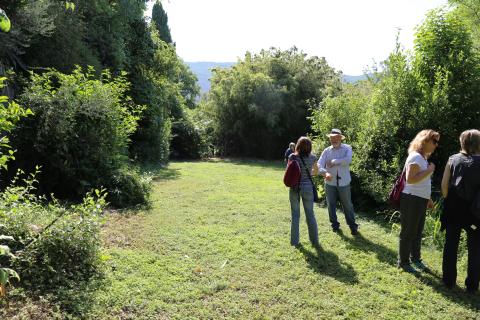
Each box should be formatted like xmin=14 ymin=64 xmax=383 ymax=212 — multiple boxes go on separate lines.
xmin=151 ymin=1 xmax=172 ymax=44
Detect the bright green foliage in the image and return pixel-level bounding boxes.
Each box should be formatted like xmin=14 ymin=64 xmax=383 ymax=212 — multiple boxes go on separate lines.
xmin=152 ymin=0 xmax=172 ymax=44
xmin=0 ymin=169 xmax=106 ymax=310
xmin=203 ymin=47 xmax=341 ymax=158
xmin=0 ymin=8 xmax=11 ymax=32
xmin=0 ymin=77 xmax=30 ymax=296
xmin=11 ymin=67 xmax=149 ymax=207
xmin=312 ymin=10 xmax=480 ymax=204
xmin=450 ymin=0 xmax=480 ymax=49
xmin=0 ymin=77 xmax=32 ymax=170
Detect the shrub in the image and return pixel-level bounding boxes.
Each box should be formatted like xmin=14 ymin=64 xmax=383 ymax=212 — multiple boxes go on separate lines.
xmin=10 ymin=67 xmax=149 ymax=207
xmin=106 ymin=166 xmax=152 ymax=209
xmin=0 ymin=170 xmax=106 ymax=291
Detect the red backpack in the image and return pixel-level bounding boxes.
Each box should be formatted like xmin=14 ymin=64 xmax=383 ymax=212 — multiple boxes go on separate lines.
xmin=389 ymin=168 xmax=406 ymax=209
xmin=283 ymin=156 xmax=301 ymax=187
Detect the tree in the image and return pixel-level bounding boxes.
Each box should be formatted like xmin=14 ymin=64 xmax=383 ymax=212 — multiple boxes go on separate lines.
xmin=152 ymin=1 xmax=172 ymax=44
xmin=203 ymin=47 xmax=341 ymax=158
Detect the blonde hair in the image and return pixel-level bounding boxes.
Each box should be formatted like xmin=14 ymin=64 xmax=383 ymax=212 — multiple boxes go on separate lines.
xmin=408 ymin=129 xmax=440 ymax=154
xmin=459 ymin=129 xmax=480 ymax=155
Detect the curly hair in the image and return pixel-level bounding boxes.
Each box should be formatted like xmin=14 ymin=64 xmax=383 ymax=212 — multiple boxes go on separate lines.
xmin=408 ymin=129 xmax=440 ymax=154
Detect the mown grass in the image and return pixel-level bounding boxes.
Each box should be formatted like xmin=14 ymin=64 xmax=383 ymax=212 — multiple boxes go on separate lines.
xmin=82 ymin=159 xmax=480 ymax=319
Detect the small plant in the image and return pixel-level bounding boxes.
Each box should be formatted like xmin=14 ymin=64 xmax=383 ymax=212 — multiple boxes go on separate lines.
xmin=0 ymin=234 xmax=19 ymax=297
xmin=424 ymin=199 xmax=445 ymax=249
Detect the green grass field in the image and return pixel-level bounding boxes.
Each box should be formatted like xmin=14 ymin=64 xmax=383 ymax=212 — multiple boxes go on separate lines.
xmin=81 ymin=159 xmax=480 ymax=319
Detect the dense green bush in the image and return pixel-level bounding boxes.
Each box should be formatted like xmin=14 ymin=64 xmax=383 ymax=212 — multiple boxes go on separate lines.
xmin=170 ymin=117 xmax=204 ymax=159
xmin=202 ymin=47 xmax=341 ymax=159
xmin=9 ymin=67 xmax=149 ymax=207
xmin=0 ymin=170 xmax=106 ymax=291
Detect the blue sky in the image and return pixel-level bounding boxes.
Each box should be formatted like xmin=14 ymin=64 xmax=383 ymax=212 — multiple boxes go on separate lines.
xmin=147 ymin=0 xmax=448 ymax=75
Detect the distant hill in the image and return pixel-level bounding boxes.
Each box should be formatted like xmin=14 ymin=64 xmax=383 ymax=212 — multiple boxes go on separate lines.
xmin=342 ymin=74 xmax=368 ymax=83
xmin=187 ymin=62 xmax=235 ymax=95
xmin=187 ymin=62 xmax=367 ymax=94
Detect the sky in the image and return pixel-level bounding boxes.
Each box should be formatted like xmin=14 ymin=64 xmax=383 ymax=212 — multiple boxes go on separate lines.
xmin=146 ymin=0 xmax=449 ymax=75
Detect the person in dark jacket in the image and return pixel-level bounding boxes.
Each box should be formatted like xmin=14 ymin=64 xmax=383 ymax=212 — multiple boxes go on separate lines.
xmin=441 ymin=129 xmax=480 ymax=293
xmin=284 ymin=142 xmax=296 ymax=162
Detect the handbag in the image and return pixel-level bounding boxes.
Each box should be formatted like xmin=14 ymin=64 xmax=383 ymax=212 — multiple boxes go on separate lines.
xmin=299 ymin=155 xmax=320 ymax=203
xmin=389 ymin=167 xmax=406 ymax=209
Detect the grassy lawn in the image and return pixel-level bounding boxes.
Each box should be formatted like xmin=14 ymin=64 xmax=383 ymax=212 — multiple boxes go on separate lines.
xmin=87 ymin=159 xmax=479 ymax=319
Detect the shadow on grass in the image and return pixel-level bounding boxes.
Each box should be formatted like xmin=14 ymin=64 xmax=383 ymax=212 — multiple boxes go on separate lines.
xmin=297 ymin=244 xmax=359 ymax=284
xmin=338 ymin=231 xmax=398 ymax=267
xmin=413 ymin=269 xmax=480 ymax=310
xmin=205 ymin=158 xmax=286 ymax=171
xmin=139 ymin=162 xmax=181 ymax=181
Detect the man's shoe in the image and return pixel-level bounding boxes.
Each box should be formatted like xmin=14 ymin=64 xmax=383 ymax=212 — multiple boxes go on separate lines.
xmin=350 ymin=229 xmax=359 ymax=236
xmin=412 ymin=260 xmax=429 ymax=272
xmin=332 ymin=227 xmax=340 ymax=233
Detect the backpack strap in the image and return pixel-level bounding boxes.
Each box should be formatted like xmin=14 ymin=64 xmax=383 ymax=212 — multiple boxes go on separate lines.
xmin=299 ymin=155 xmax=315 ymax=185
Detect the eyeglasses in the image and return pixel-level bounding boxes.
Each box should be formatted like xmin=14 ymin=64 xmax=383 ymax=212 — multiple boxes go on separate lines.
xmin=431 ymin=139 xmax=439 ymax=145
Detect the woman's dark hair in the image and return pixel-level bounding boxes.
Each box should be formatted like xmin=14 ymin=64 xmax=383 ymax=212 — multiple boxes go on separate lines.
xmin=295 ymin=136 xmax=312 ymax=156
xmin=459 ymin=129 xmax=480 ymax=155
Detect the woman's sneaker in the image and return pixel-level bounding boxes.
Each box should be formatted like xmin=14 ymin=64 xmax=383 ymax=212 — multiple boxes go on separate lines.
xmin=412 ymin=260 xmax=429 ymax=272
xmin=399 ymin=263 xmax=419 ymax=275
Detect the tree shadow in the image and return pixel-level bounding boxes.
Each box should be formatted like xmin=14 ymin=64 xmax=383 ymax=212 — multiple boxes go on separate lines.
xmin=207 ymin=158 xmax=286 ymax=171
xmin=139 ymin=163 xmax=181 ymax=181
xmin=297 ymin=243 xmax=359 ymax=284
xmin=337 ymin=230 xmax=398 ymax=267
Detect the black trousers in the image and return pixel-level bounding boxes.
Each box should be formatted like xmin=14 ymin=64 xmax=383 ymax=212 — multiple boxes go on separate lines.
xmin=399 ymin=193 xmax=428 ymax=265
xmin=442 ymin=225 xmax=480 ymax=291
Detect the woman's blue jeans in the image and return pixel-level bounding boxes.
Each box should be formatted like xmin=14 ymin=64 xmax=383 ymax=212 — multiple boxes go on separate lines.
xmin=289 ymin=186 xmax=319 ymax=245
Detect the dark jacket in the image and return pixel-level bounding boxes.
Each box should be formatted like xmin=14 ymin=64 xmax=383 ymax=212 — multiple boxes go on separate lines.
xmin=442 ymin=153 xmax=480 ymax=229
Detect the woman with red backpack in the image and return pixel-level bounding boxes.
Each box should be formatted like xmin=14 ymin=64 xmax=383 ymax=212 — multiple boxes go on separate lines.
xmin=398 ymin=129 xmax=439 ymax=274
xmin=287 ymin=136 xmax=319 ymax=248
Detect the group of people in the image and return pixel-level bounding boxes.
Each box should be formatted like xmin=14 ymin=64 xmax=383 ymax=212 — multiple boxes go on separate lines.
xmin=285 ymin=128 xmax=480 ymax=294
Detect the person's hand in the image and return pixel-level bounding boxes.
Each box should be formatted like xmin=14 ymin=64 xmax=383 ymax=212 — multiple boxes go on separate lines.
xmin=427 ymin=163 xmax=435 ymax=173
xmin=427 ymin=199 xmax=434 ymax=209
xmin=327 ymin=160 xmax=335 ymax=168
xmin=325 ymin=172 xmax=333 ymax=181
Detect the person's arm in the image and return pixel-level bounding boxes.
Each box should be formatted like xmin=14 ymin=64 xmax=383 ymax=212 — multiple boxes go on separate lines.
xmin=441 ymin=161 xmax=451 ymax=198
xmin=318 ymin=150 xmax=327 ymax=175
xmin=317 ymin=151 xmax=333 ymax=181
xmin=406 ymin=161 xmax=435 ymax=184
xmin=330 ymin=145 xmax=352 ymax=167
xmin=312 ymin=161 xmax=319 ymax=176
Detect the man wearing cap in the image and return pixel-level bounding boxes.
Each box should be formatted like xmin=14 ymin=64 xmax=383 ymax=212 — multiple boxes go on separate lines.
xmin=317 ymin=129 xmax=359 ymax=235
